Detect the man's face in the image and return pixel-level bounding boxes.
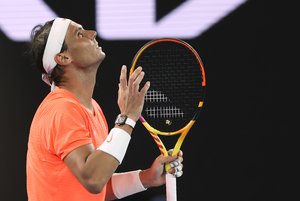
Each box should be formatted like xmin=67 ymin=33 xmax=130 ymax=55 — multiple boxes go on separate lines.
xmin=63 ymin=21 xmax=106 ymax=68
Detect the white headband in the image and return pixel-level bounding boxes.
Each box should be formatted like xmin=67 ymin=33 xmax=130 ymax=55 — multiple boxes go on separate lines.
xmin=42 ymin=18 xmax=71 ymax=89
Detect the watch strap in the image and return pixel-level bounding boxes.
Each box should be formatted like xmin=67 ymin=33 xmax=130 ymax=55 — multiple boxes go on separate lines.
xmin=125 ymin=117 xmax=136 ymax=129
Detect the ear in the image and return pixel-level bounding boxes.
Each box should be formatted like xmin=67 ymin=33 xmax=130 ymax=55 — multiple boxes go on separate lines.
xmin=54 ymin=53 xmax=71 ymax=66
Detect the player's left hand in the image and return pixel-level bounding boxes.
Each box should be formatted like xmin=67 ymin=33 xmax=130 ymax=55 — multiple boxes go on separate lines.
xmin=139 ymin=150 xmax=183 ymax=188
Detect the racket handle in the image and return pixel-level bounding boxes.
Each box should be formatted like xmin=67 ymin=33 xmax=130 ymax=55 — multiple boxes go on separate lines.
xmin=166 ymin=172 xmax=177 ymax=201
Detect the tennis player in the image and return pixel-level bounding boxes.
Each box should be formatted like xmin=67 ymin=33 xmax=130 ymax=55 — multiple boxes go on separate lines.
xmin=26 ymin=17 xmax=183 ymax=201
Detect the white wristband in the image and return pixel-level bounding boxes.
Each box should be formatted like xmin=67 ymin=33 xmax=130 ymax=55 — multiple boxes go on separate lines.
xmin=112 ymin=170 xmax=147 ymax=199
xmin=97 ymin=128 xmax=131 ymax=164
xmin=125 ymin=117 xmax=136 ymax=128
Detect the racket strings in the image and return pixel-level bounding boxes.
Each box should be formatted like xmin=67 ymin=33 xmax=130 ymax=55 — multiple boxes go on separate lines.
xmin=145 ymin=106 xmax=184 ymax=119
xmin=144 ymin=90 xmax=184 ymax=119
xmin=145 ymin=90 xmax=169 ymax=103
xmin=135 ymin=41 xmax=205 ymax=131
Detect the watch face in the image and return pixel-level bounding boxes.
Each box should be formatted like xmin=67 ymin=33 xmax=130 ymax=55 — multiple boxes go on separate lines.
xmin=116 ymin=114 xmax=127 ymax=125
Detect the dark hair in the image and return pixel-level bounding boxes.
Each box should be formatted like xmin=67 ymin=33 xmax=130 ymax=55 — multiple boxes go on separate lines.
xmin=25 ymin=20 xmax=68 ymax=86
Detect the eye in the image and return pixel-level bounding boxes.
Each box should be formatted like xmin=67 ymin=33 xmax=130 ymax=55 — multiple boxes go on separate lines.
xmin=77 ymin=31 xmax=83 ymax=38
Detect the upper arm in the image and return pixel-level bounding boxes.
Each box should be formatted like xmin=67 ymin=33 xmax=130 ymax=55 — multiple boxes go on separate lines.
xmin=63 ymin=143 xmax=94 ymax=180
xmin=63 ymin=143 xmax=120 ymax=194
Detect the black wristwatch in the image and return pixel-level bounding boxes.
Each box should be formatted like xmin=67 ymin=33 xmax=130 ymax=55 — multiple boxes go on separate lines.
xmin=115 ymin=114 xmax=136 ymax=128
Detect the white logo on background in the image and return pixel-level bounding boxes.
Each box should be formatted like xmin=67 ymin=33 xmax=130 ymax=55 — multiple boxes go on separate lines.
xmin=0 ymin=0 xmax=246 ymax=41
xmin=0 ymin=0 xmax=56 ymax=41
xmin=97 ymin=0 xmax=247 ymax=40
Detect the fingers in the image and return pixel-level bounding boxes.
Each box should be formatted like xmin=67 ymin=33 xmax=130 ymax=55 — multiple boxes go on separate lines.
xmin=174 ymin=167 xmax=183 ymax=178
xmin=169 ymin=159 xmax=183 ymax=178
xmin=117 ymin=65 xmax=150 ymax=121
xmin=169 ymin=149 xmax=183 ymax=178
xmin=132 ymin=71 xmax=145 ymax=91
xmin=119 ymin=65 xmax=127 ymax=91
xmin=169 ymin=159 xmax=180 ymax=168
xmin=140 ymin=81 xmax=150 ymax=96
xmin=162 ymin=149 xmax=184 ymax=178
xmin=167 ymin=149 xmax=183 ymax=156
xmin=119 ymin=66 xmax=150 ymax=94
xmin=167 ymin=149 xmax=183 ymax=163
xmin=178 ymin=150 xmax=183 ymax=157
xmin=128 ymin=66 xmax=142 ymax=88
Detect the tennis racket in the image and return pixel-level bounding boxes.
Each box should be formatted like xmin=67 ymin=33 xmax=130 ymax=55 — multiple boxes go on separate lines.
xmin=130 ymin=38 xmax=206 ymax=201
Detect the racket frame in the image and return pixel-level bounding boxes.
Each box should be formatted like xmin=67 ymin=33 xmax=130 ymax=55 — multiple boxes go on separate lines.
xmin=130 ymin=38 xmax=206 ymax=169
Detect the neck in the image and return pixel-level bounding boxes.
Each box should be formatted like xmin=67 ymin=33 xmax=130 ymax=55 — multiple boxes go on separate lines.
xmin=60 ymin=67 xmax=98 ymax=112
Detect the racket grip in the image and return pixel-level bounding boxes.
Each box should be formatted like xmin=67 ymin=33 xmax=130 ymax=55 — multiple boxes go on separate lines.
xmin=166 ymin=173 xmax=177 ymax=201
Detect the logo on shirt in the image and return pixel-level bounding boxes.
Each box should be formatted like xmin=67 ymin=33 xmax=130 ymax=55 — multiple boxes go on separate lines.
xmin=106 ymin=133 xmax=113 ymax=143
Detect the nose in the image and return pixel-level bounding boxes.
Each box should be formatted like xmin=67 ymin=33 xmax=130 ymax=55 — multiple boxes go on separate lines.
xmin=84 ymin=30 xmax=97 ymax=40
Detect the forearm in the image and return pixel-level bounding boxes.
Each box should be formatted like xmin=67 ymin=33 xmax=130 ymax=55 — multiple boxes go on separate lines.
xmin=139 ymin=169 xmax=154 ymax=188
xmin=82 ymin=150 xmax=119 ymax=193
xmin=107 ymin=170 xmax=147 ymax=199
xmin=83 ymin=126 xmax=133 ymax=192
xmin=64 ymin=126 xmax=133 ymax=194
xmin=139 ymin=168 xmax=166 ymax=188
xmin=105 ymin=179 xmax=118 ymax=201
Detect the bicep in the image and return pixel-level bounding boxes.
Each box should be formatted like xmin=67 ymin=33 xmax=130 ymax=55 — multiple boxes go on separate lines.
xmin=63 ymin=143 xmax=120 ymax=194
xmin=63 ymin=143 xmax=95 ymax=181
